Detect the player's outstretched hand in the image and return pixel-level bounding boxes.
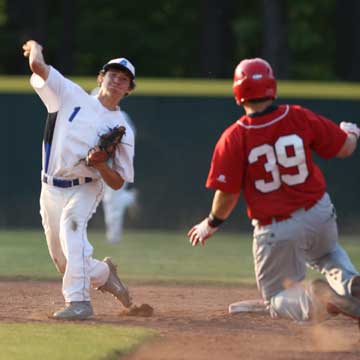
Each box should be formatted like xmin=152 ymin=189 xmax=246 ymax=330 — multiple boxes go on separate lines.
xmin=22 ymin=40 xmax=42 ymax=58
xmin=340 ymin=122 xmax=360 ymax=139
xmin=187 ymin=217 xmax=218 ymax=247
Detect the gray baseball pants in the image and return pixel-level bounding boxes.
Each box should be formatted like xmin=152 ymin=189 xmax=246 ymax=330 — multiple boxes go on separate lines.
xmin=252 ymin=192 xmax=359 ymax=321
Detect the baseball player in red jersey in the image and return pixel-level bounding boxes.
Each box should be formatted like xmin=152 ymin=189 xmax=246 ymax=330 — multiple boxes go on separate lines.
xmin=188 ymin=58 xmax=360 ymax=323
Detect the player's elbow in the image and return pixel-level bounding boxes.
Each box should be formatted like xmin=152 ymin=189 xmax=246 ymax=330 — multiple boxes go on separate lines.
xmin=337 ymin=148 xmax=353 ymax=159
xmin=336 ymin=135 xmax=357 ymax=158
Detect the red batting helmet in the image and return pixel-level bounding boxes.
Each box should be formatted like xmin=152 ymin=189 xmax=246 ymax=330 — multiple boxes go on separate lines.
xmin=233 ymin=58 xmax=277 ymax=105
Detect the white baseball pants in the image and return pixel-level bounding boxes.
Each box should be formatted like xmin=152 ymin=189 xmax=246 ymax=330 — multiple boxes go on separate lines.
xmin=252 ymin=192 xmax=359 ymax=322
xmin=40 ymin=180 xmax=110 ymax=302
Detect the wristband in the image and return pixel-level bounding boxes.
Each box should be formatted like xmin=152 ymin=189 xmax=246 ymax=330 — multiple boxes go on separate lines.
xmin=207 ymin=213 xmax=225 ymax=228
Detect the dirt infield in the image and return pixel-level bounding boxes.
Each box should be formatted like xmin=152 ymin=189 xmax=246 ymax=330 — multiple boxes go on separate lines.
xmin=1 ymin=281 xmax=360 ymax=359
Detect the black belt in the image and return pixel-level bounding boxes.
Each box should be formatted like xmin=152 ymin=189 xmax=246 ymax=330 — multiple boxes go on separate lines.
xmin=42 ymin=175 xmax=92 ymax=188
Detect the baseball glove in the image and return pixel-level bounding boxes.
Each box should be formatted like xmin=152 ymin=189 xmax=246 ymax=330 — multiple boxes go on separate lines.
xmin=86 ymin=126 xmax=126 ymax=166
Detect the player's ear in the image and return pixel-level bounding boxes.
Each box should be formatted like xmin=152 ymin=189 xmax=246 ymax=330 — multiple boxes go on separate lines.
xmin=97 ymin=71 xmax=105 ymax=87
xmin=125 ymin=80 xmax=136 ymax=96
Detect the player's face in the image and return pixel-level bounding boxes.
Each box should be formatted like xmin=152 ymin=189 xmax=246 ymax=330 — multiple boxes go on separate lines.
xmin=102 ymin=69 xmax=132 ymax=98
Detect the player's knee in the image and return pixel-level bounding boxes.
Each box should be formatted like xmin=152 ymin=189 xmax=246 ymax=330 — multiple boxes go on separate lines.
xmin=270 ymin=293 xmax=288 ymax=318
xmin=269 ymin=285 xmax=311 ymax=322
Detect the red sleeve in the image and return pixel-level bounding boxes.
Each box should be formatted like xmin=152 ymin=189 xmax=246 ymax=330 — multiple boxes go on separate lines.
xmin=205 ymin=124 xmax=244 ymax=193
xmin=301 ymin=107 xmax=347 ymax=159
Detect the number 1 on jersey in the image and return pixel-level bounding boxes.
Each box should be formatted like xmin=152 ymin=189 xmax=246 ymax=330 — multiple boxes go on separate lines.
xmin=68 ymin=106 xmax=81 ymax=122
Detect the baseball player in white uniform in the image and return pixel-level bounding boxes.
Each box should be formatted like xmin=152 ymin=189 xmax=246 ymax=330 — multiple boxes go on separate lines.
xmin=22 ymin=39 xmax=136 ymax=320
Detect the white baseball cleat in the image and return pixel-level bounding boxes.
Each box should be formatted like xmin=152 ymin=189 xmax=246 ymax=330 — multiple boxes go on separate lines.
xmin=97 ymin=257 xmax=132 ymax=308
xmin=52 ymin=301 xmax=94 ymax=320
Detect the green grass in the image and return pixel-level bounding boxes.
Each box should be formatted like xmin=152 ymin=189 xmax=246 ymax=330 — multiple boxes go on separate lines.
xmin=0 ymin=229 xmax=255 ymax=284
xmin=0 ymin=323 xmax=156 ymax=360
xmin=1 ymin=76 xmax=360 ymax=99
xmin=0 ymin=229 xmax=359 ymax=285
xmin=0 ymin=229 xmax=359 ymax=359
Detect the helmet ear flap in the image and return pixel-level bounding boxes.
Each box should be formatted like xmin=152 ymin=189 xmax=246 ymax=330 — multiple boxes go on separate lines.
xmin=233 ymin=58 xmax=277 ymax=104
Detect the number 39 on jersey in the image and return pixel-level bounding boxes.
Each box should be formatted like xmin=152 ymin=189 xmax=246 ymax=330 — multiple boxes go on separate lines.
xmin=248 ymin=134 xmax=309 ymax=193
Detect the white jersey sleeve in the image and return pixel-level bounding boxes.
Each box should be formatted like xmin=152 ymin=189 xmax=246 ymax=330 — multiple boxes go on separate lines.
xmin=30 ymin=66 xmax=70 ymax=112
xmin=113 ymin=122 xmax=135 ymax=183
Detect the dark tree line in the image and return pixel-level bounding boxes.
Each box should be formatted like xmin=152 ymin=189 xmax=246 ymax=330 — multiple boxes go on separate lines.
xmin=0 ymin=0 xmax=359 ymax=80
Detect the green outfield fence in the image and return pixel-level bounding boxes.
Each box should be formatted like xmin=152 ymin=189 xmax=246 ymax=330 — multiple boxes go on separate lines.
xmin=1 ymin=76 xmax=360 ymax=99
xmin=1 ymin=78 xmax=360 ymax=232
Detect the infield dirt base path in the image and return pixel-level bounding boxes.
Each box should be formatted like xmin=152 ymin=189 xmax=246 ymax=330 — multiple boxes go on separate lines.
xmin=1 ymin=281 xmax=360 ymax=359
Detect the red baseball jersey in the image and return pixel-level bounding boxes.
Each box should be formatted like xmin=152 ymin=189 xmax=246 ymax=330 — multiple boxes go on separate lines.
xmin=206 ymin=104 xmax=347 ymax=222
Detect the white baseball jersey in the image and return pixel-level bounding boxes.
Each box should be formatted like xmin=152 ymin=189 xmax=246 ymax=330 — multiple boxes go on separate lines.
xmin=30 ymin=66 xmax=135 ymax=182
